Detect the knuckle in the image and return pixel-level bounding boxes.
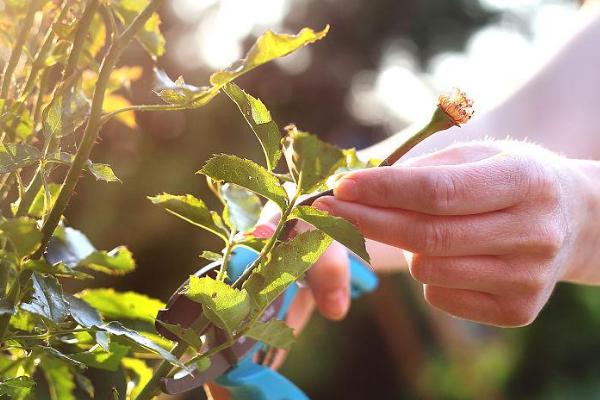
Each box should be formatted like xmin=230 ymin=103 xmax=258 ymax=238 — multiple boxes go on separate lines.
xmin=517 ymin=267 xmax=549 ymax=295
xmin=421 ymin=172 xmax=458 ymax=212
xmin=521 ymin=159 xmax=560 ymax=202
xmin=532 ymin=222 xmax=565 ymax=256
xmin=414 ymin=221 xmax=451 ymax=254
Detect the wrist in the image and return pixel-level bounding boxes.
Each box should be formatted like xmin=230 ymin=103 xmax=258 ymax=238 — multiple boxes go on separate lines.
xmin=559 ymin=158 xmax=600 ymax=284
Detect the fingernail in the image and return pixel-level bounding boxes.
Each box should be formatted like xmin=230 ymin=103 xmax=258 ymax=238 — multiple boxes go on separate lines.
xmin=334 ymin=177 xmax=358 ymax=201
xmin=323 ymin=289 xmax=350 ymax=320
xmin=313 ymin=198 xmax=333 ymax=214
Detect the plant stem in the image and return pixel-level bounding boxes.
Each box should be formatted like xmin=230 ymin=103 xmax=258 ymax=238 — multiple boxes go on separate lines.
xmin=0 ymin=0 xmax=41 ymax=104
xmin=100 ymin=103 xmax=186 ymax=125
xmin=0 ymin=0 xmax=165 ymax=341
xmin=232 ymin=188 xmax=301 ymax=289
xmin=288 ymin=106 xmax=456 ymax=218
xmin=17 ymin=0 xmax=100 ymax=218
xmin=218 ymin=232 xmax=236 ymax=281
xmin=136 ymin=314 xmax=211 ymax=400
xmin=19 ymin=1 xmax=69 ymax=99
xmin=34 ymin=0 xmax=166 ymax=258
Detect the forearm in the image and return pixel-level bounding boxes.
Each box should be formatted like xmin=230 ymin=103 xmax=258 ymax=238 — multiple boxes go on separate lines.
xmin=361 ymin=10 xmax=600 ymax=161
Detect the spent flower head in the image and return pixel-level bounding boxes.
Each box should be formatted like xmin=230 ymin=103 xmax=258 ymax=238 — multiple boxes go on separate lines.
xmin=437 ymin=88 xmax=474 ymax=126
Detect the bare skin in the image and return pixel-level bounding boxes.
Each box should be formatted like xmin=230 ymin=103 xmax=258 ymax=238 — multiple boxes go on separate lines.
xmin=208 ymin=6 xmax=600 ymax=397
xmin=293 ymin=8 xmax=600 ymax=329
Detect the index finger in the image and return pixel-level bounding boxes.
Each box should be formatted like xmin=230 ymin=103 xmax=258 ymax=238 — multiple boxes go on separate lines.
xmin=334 ymin=154 xmax=534 ymax=215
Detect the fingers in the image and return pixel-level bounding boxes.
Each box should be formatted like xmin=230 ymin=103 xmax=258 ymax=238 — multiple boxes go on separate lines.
xmin=408 ymin=254 xmax=553 ymax=295
xmin=306 ymin=242 xmax=351 ymax=320
xmin=423 ymin=285 xmax=544 ymax=327
xmin=313 ymin=197 xmax=562 ymax=257
xmin=334 ymin=154 xmax=533 ymax=215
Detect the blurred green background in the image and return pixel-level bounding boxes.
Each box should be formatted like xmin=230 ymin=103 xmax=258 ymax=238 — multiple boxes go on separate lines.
xmin=63 ymin=0 xmax=600 ymax=398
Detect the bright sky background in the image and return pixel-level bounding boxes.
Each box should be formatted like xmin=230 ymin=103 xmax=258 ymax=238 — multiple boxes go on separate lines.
xmin=167 ymin=0 xmax=596 ymax=133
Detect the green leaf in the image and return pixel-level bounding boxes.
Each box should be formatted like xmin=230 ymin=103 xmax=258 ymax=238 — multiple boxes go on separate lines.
xmin=42 ymin=90 xmax=90 ymax=138
xmin=45 ymin=227 xmax=134 ymax=275
xmin=151 ymin=27 xmax=327 ymax=109
xmin=245 ymin=319 xmax=295 ymax=350
xmin=0 ymin=376 xmax=35 ymax=397
xmin=210 ymin=26 xmax=329 ymax=86
xmin=26 ymin=183 xmax=61 ymax=218
xmin=199 ymin=155 xmax=288 ymax=210
xmin=87 ymin=161 xmax=121 ymax=183
xmin=23 ymin=259 xmax=94 ymax=280
xmin=21 ymin=273 xmax=70 ymax=324
xmin=185 ymin=276 xmax=251 ymax=334
xmin=76 ymin=289 xmax=164 ymax=324
xmin=199 ymin=250 xmax=223 ymax=262
xmin=221 ymin=183 xmax=262 ymax=232
xmin=223 ymin=83 xmax=281 ymax=170
xmin=41 ymin=357 xmax=75 ymax=400
xmin=0 ymin=143 xmax=41 ymax=174
xmin=110 ymin=0 xmax=165 ymax=58
xmin=71 ymin=343 xmax=130 ymax=372
xmin=78 ymin=246 xmax=136 ymax=275
xmin=153 ymin=69 xmax=207 ymax=105
xmin=75 ymin=372 xmax=94 ymax=398
xmin=157 ymin=321 xmax=203 ymax=349
xmin=122 ymin=358 xmax=152 ymax=400
xmin=101 ymin=321 xmax=188 ymax=371
xmin=290 ymin=206 xmax=370 ymax=262
xmin=36 ymin=346 xmax=87 ymax=369
xmin=0 ymin=217 xmax=42 ymax=258
xmin=244 ymin=230 xmax=332 ymax=310
xmin=66 ymin=295 xmax=103 ymax=328
xmin=283 ymin=126 xmax=345 ymax=193
xmin=148 ymin=193 xmax=229 ymax=241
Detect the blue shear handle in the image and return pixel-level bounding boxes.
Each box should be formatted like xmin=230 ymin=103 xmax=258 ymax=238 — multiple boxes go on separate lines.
xmin=217 ymin=362 xmax=309 ymax=400
xmin=348 ymin=253 xmax=378 ymax=299
xmin=228 ymin=247 xmax=378 ymax=299
xmin=217 ymin=248 xmax=378 ymax=400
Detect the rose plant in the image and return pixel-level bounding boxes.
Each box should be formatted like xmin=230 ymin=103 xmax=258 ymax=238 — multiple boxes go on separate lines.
xmin=0 ymin=1 xmax=470 ymax=398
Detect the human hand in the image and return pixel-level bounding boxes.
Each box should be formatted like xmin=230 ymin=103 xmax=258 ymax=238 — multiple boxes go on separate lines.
xmin=312 ymin=140 xmax=597 ymax=327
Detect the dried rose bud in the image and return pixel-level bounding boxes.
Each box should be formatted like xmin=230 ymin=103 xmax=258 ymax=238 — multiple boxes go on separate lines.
xmin=437 ymin=88 xmax=474 ymax=126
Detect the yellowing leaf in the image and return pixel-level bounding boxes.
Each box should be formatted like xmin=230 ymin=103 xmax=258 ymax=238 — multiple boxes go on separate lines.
xmin=185 ymin=276 xmax=251 ymax=334
xmin=210 ymin=26 xmax=329 ymax=86
xmin=110 ymin=0 xmax=165 ymax=58
xmin=103 ymin=94 xmax=137 ymax=128
xmin=77 ymin=289 xmax=164 ymax=324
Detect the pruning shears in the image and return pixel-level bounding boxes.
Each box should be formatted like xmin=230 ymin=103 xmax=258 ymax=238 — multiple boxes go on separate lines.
xmin=155 ymin=246 xmax=378 ymax=400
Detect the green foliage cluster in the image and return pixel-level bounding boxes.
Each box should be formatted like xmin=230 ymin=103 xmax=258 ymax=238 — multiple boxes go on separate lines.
xmin=0 ymin=0 xmax=374 ymax=398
